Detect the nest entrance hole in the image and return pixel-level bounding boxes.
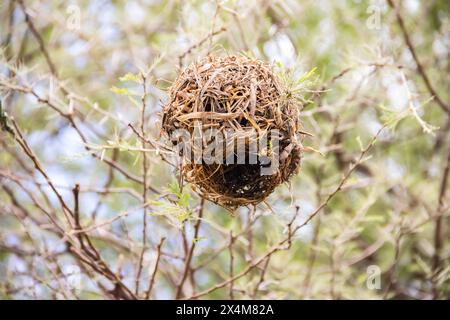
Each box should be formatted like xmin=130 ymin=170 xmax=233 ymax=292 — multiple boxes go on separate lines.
xmin=201 ymin=161 xmax=275 ymax=200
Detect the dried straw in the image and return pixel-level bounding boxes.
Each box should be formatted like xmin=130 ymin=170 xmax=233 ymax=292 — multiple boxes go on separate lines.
xmin=162 ymin=55 xmax=303 ymax=211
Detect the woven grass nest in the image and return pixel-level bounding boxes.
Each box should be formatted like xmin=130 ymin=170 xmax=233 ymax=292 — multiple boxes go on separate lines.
xmin=162 ymin=55 xmax=303 ymax=211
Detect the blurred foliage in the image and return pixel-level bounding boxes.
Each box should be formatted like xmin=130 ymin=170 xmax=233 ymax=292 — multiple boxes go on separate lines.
xmin=0 ymin=0 xmax=449 ymax=300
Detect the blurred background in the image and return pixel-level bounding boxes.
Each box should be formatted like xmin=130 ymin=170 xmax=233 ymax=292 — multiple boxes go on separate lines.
xmin=0 ymin=0 xmax=449 ymax=299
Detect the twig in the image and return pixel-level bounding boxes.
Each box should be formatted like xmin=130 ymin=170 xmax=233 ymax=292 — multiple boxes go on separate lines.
xmin=145 ymin=237 xmax=166 ymax=300
xmin=17 ymin=0 xmax=57 ymax=76
xmin=383 ymin=232 xmax=403 ymax=299
xmin=252 ymin=256 xmax=271 ymax=298
xmin=178 ymin=27 xmax=226 ymax=68
xmin=228 ymin=231 xmax=235 ymax=300
xmin=387 ymin=0 xmax=450 ymax=115
xmin=175 ymin=199 xmax=205 ymax=299
xmin=0 ymin=81 xmax=151 ymax=187
xmin=135 ymin=72 xmax=149 ymax=296
xmin=9 ymin=119 xmax=137 ymax=300
xmin=432 ymin=143 xmax=450 ymax=299
xmin=400 ymin=71 xmax=436 ymax=135
xmin=185 ymin=126 xmax=385 ymax=299
xmin=10 ymin=118 xmax=74 ymax=226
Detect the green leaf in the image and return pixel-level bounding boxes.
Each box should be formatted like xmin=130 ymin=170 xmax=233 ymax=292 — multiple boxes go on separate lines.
xmin=119 ymin=72 xmax=140 ymax=83
xmin=110 ymin=86 xmax=131 ymax=95
xmin=149 ymin=200 xmax=165 ymax=206
xmin=275 ymin=59 xmax=282 ymax=69
xmin=167 ymin=181 xmax=182 ymax=197
xmin=149 ymin=212 xmax=163 ymax=217
xmin=298 ymin=67 xmax=317 ymax=83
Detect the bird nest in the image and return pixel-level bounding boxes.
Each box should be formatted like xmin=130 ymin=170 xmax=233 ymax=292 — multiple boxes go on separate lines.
xmin=162 ymin=55 xmax=303 ymax=211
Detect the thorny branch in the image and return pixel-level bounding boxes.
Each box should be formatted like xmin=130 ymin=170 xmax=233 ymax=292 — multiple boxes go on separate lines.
xmin=387 ymin=0 xmax=450 ymax=115
xmin=1 ymin=0 xmax=448 ymax=300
